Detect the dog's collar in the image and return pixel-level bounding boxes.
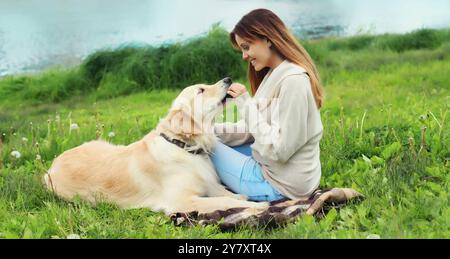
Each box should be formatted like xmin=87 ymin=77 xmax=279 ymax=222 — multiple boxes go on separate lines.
xmin=159 ymin=133 xmax=206 ymax=155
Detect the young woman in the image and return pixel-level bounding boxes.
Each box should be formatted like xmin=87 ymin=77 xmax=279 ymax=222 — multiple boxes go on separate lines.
xmin=210 ymin=9 xmax=325 ymax=202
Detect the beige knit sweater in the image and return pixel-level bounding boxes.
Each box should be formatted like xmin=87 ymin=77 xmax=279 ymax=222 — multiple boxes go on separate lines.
xmin=214 ymin=60 xmax=323 ymax=199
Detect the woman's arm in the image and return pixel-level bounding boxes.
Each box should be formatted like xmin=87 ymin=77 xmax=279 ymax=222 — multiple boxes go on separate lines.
xmin=214 ymin=120 xmax=255 ymax=146
xmin=234 ymin=74 xmax=311 ymax=163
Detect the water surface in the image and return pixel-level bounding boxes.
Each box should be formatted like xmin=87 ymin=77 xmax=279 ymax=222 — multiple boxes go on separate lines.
xmin=0 ymin=0 xmax=449 ymax=76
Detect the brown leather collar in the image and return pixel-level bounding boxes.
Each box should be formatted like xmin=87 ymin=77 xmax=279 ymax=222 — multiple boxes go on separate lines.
xmin=159 ymin=132 xmax=206 ymax=155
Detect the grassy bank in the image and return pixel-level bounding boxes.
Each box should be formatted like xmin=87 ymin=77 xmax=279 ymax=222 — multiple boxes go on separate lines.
xmin=0 ymin=27 xmax=449 ymax=238
xmin=1 ymin=26 xmax=449 ymax=104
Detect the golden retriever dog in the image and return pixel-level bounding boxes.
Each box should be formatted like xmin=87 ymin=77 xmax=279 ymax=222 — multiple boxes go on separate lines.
xmin=43 ymin=78 xmax=268 ymax=215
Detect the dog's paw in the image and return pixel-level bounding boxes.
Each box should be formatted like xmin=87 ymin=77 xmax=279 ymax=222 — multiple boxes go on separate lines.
xmin=255 ymin=201 xmax=270 ymax=210
xmin=233 ymin=194 xmax=248 ymax=201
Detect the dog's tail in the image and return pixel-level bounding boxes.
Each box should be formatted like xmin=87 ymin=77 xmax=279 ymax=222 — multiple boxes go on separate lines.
xmin=43 ymin=168 xmax=56 ymax=193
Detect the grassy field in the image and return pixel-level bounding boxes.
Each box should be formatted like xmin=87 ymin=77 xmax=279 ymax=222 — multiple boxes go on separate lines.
xmin=0 ymin=27 xmax=449 ymax=238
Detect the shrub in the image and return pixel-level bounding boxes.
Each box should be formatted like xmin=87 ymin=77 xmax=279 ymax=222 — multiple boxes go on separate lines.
xmin=378 ymin=29 xmax=442 ymax=52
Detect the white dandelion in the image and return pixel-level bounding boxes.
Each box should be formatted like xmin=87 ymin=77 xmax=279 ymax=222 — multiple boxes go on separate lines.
xmin=419 ymin=114 xmax=429 ymax=122
xmin=66 ymin=234 xmax=81 ymax=239
xmin=11 ymin=150 xmax=21 ymax=159
xmin=36 ymin=154 xmax=41 ymax=161
xmin=70 ymin=123 xmax=80 ymax=131
xmin=22 ymin=137 xmax=28 ymax=142
xmin=108 ymin=132 xmax=116 ymax=138
xmin=366 ymin=234 xmax=381 ymax=239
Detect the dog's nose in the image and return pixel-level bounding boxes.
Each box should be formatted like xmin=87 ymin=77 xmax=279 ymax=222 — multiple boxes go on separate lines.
xmin=223 ymin=77 xmax=232 ymax=87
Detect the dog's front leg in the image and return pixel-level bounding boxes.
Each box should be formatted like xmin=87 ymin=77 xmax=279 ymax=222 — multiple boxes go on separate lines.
xmin=187 ymin=196 xmax=268 ymax=214
xmin=206 ymin=183 xmax=248 ymax=200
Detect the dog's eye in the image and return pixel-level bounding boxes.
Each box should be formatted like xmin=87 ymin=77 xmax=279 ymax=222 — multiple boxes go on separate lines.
xmin=197 ymin=88 xmax=205 ymax=95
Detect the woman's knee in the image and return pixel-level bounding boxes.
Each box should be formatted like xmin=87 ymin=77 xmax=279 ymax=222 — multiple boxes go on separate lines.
xmin=247 ymin=190 xmax=285 ymax=202
xmin=232 ymin=143 xmax=253 ymax=156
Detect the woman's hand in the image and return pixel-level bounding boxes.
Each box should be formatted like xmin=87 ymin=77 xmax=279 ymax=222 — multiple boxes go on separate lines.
xmin=227 ymin=83 xmax=248 ymax=98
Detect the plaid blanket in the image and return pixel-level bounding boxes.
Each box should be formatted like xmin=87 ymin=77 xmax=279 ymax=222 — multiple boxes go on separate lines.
xmin=170 ymin=188 xmax=364 ymax=231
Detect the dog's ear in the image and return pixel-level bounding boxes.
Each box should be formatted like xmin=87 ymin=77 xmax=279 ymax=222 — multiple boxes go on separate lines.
xmin=166 ymin=105 xmax=203 ymax=136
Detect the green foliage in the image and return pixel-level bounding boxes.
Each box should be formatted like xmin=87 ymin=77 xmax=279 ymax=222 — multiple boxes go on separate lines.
xmin=378 ymin=28 xmax=444 ymax=52
xmin=325 ymin=29 xmax=447 ymax=53
xmin=381 ymin=142 xmax=402 ymax=160
xmin=327 ymin=35 xmax=376 ymax=51
xmin=2 ymin=27 xmax=449 ymax=104
xmin=0 ymin=27 xmax=449 ymax=238
xmin=0 ymin=24 xmax=246 ymax=102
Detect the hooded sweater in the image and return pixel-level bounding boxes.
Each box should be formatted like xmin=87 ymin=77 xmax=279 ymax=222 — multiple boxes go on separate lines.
xmin=214 ymin=60 xmax=323 ymax=199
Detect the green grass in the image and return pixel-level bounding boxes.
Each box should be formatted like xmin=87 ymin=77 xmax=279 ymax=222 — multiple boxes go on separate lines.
xmin=0 ymin=27 xmax=449 ymax=238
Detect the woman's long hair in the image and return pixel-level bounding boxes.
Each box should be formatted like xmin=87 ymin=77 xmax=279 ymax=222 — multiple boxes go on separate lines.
xmin=230 ymin=9 xmax=324 ymax=109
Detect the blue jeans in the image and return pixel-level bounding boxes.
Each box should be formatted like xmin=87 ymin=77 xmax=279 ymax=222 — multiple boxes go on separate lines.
xmin=209 ymin=141 xmax=285 ymax=202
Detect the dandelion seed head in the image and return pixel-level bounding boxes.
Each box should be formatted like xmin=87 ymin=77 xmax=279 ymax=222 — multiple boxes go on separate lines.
xmin=108 ymin=132 xmax=116 ymax=138
xmin=11 ymin=150 xmax=21 ymax=159
xmin=419 ymin=114 xmax=428 ymax=121
xmin=22 ymin=137 xmax=28 ymax=142
xmin=366 ymin=234 xmax=381 ymax=239
xmin=66 ymin=234 xmax=81 ymax=239
xmin=70 ymin=123 xmax=80 ymax=131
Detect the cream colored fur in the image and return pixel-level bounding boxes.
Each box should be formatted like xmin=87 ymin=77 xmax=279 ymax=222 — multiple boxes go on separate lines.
xmin=43 ymin=80 xmax=268 ymax=215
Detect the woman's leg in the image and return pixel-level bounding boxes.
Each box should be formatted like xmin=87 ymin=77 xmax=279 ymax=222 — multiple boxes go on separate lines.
xmin=232 ymin=143 xmax=253 ymax=156
xmin=209 ymin=141 xmax=285 ymax=202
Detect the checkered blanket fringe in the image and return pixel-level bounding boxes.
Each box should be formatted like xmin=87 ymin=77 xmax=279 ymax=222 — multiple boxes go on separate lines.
xmin=170 ymin=188 xmax=364 ymax=231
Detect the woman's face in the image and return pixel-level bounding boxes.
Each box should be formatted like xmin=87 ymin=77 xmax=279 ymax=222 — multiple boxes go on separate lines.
xmin=235 ymin=34 xmax=273 ymax=71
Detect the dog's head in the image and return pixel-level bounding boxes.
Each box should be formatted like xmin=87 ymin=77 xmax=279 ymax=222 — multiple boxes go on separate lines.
xmin=159 ymin=77 xmax=232 ymax=139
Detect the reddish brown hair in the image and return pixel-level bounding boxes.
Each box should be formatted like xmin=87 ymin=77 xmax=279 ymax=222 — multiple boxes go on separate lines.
xmin=230 ymin=9 xmax=324 ymax=109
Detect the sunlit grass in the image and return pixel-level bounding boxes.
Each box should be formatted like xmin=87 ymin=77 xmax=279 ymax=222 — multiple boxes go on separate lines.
xmin=0 ymin=28 xmax=448 ymax=238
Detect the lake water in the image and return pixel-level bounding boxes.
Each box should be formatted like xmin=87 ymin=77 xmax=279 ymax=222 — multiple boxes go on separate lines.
xmin=0 ymin=0 xmax=449 ymax=77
